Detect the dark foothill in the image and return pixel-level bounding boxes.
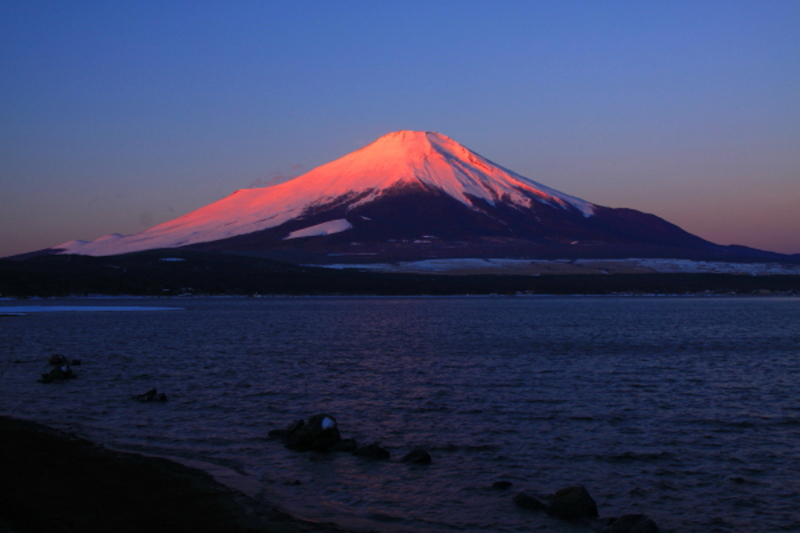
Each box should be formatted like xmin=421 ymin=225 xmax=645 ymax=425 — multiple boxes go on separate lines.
xmin=546 ymin=486 xmax=598 ymax=519
xmin=603 ymin=514 xmax=659 ymax=533
xmin=284 ymin=414 xmax=341 ymax=452
xmin=352 ymin=442 xmax=391 ymax=460
xmin=492 ymin=480 xmax=513 ymax=490
xmin=400 ymin=448 xmax=431 ymax=465
xmin=513 ymin=491 xmax=546 ymax=511
xmin=133 ymin=389 xmax=168 ymax=402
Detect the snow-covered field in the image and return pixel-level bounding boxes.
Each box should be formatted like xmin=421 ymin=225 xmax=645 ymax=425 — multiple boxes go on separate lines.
xmin=316 ymin=258 xmax=800 ymax=276
xmin=0 ymin=305 xmax=183 ymax=315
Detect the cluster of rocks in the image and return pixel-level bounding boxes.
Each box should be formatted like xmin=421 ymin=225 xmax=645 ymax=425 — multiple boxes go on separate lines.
xmin=37 ymin=354 xmax=169 ymax=404
xmin=39 ymin=353 xmax=80 ymax=383
xmin=268 ymin=413 xmax=431 ymax=464
xmin=511 ymin=485 xmax=659 ymax=532
xmin=36 ymin=353 xmax=172 ymax=406
xmin=270 ymin=414 xmax=352 ymax=452
xmin=273 ymin=414 xmax=658 ymax=532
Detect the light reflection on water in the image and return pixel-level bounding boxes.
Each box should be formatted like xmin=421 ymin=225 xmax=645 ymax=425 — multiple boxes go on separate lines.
xmin=2 ymin=296 xmax=799 ymax=532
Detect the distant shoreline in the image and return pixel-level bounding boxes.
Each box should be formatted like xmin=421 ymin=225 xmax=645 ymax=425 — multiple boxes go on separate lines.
xmin=2 ymin=249 xmax=799 ymax=298
xmin=0 ymin=415 xmax=365 ymax=533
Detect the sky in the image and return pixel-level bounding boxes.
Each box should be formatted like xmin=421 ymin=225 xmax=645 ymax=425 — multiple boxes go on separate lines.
xmin=1 ymin=0 xmax=798 ymax=258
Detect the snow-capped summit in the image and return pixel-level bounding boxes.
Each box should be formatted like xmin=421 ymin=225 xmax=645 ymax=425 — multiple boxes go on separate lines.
xmin=303 ymin=130 xmax=595 ymax=216
xmin=51 ymin=130 xmax=730 ymax=261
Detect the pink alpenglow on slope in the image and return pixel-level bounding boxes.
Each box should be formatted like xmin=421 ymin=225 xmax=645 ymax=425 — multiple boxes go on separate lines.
xmin=54 ymin=131 xmax=595 ymax=257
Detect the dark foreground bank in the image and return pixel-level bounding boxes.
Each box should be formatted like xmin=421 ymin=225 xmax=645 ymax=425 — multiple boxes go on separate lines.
xmin=0 ymin=416 xmax=365 ymax=533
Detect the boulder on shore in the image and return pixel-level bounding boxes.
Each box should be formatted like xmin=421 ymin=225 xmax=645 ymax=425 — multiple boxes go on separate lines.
xmin=546 ymin=485 xmax=598 ymax=519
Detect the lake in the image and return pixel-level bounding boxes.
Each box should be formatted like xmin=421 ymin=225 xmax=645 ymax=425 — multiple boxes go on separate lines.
xmin=2 ymin=296 xmax=799 ymax=532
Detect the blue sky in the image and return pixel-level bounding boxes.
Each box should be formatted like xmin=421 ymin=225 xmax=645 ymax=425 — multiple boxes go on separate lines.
xmin=1 ymin=0 xmax=798 ymax=256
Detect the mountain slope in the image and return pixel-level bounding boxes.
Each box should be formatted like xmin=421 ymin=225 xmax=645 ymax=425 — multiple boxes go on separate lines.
xmin=54 ymin=131 xmax=598 ymax=256
xmin=46 ymin=130 xmax=780 ymax=262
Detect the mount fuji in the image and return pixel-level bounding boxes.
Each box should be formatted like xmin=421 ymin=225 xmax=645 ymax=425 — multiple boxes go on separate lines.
xmin=48 ymin=131 xmax=779 ymax=263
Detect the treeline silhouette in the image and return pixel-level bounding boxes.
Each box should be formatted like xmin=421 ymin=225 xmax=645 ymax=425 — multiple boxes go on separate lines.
xmin=2 ymin=250 xmax=798 ymax=298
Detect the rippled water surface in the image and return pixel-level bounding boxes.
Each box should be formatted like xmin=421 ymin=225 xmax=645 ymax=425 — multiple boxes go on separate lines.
xmin=2 ymin=296 xmax=799 ymax=532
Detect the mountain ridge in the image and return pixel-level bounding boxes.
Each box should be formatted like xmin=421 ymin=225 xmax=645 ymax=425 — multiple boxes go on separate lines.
xmin=33 ymin=130 xmax=794 ymax=263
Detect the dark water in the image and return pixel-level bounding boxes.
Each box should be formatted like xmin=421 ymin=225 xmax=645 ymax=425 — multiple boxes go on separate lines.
xmin=2 ymin=296 xmax=800 ymax=532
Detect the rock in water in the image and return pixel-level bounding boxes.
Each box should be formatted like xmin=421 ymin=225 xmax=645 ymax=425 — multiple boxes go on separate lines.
xmin=49 ymin=354 xmax=68 ymax=365
xmin=352 ymin=443 xmax=390 ymax=460
xmin=547 ymin=486 xmax=598 ymax=519
xmin=329 ymin=438 xmax=358 ymax=452
xmin=513 ymin=491 xmax=546 ymax=511
xmin=40 ymin=364 xmax=75 ymax=383
xmin=133 ymin=389 xmax=167 ymax=402
xmin=400 ymin=448 xmax=431 ymax=464
xmin=284 ymin=414 xmax=341 ymax=451
xmin=283 ymin=419 xmax=305 ymax=439
xmin=604 ymin=514 xmax=660 ymax=533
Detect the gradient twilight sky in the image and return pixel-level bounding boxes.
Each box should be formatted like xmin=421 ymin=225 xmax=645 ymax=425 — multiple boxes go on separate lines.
xmin=1 ymin=1 xmax=799 ymax=258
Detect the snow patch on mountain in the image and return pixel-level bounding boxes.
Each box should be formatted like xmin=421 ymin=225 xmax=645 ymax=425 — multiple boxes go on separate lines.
xmin=55 ymin=234 xmax=126 ymax=255
xmin=284 ymin=219 xmax=353 ymax=240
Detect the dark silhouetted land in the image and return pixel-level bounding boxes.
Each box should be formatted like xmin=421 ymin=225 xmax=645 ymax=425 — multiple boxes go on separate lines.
xmin=0 ymin=416 xmax=362 ymax=533
xmin=1 ymin=249 xmax=799 ymax=297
